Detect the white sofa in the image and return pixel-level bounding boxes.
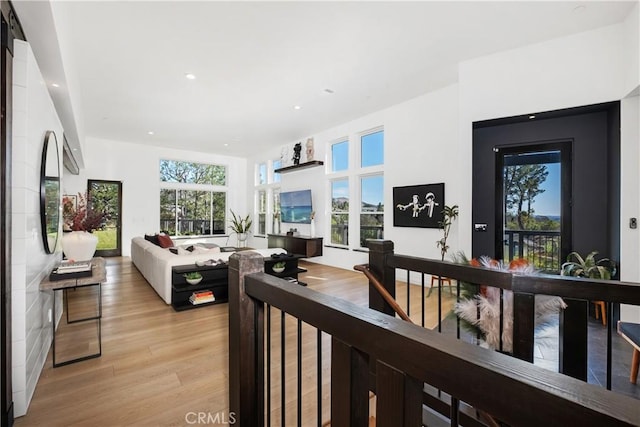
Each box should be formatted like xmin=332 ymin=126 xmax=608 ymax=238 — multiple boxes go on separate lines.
xmin=130 ymin=236 xmax=285 ymax=304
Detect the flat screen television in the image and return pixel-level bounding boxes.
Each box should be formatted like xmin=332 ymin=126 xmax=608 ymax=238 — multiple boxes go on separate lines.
xmin=280 ymin=189 xmax=312 ymax=224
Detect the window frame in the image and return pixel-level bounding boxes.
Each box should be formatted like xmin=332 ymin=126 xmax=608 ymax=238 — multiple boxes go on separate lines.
xmin=326 ymin=127 xmax=384 ymax=251
xmin=159 ymin=159 xmax=229 ymax=238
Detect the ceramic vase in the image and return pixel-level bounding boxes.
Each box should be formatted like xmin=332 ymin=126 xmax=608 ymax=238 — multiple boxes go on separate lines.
xmin=237 ymin=232 xmax=248 ymax=248
xmin=310 ymin=219 xmax=316 ymax=237
xmin=62 ymin=231 xmax=98 ymax=261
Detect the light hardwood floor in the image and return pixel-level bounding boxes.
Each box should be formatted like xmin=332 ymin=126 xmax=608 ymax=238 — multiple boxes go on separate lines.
xmin=15 ymin=257 xmax=455 ymax=426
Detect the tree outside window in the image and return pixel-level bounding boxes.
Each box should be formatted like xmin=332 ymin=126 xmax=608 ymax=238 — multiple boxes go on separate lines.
xmin=331 ymin=179 xmax=349 ymax=245
xmin=360 ymin=175 xmax=384 ymax=247
xmin=159 ymin=160 xmax=227 ymax=236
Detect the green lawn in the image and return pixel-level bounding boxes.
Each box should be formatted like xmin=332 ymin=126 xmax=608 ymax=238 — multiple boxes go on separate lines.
xmin=94 ymin=228 xmax=117 ymax=250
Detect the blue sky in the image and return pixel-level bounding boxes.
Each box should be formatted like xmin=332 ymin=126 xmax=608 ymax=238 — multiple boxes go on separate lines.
xmin=532 ymin=162 xmax=560 ymax=216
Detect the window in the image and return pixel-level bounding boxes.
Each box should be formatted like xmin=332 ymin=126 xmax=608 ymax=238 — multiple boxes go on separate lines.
xmin=360 ymin=175 xmax=384 ymax=247
xmin=257 ymin=162 xmax=267 ymax=185
xmin=273 ymin=159 xmax=282 ymax=183
xmin=160 ymin=160 xmax=226 ymax=185
xmin=272 ymin=189 xmax=281 ymax=233
xmin=361 ymin=130 xmax=384 ymax=167
xmin=326 ymin=128 xmax=384 ymax=250
xmin=159 ymin=160 xmax=227 ymax=236
xmin=257 ymin=190 xmax=267 ymax=235
xmin=331 ymin=140 xmax=349 ymax=172
xmin=331 ymin=179 xmax=349 ymax=245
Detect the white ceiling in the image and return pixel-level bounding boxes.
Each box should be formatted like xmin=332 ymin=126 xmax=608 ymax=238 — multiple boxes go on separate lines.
xmin=13 ymin=1 xmax=638 ymax=160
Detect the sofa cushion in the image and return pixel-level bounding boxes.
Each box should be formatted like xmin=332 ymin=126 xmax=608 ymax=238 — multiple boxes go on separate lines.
xmin=157 ymin=234 xmax=175 ymax=248
xmin=144 ymin=234 xmax=160 ymax=246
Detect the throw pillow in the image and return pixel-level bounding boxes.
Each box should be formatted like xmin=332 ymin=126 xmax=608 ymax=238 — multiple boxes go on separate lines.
xmin=157 ymin=234 xmax=174 ymax=248
xmin=144 ymin=234 xmax=160 ymax=246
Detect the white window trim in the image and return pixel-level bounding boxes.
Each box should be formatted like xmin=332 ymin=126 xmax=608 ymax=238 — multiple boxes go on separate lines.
xmin=325 ymin=126 xmax=384 ymax=251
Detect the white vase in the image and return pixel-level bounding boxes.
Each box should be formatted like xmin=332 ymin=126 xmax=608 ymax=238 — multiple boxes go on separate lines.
xmin=237 ymin=232 xmax=248 ymax=248
xmin=62 ymin=231 xmax=98 ymax=261
xmin=310 ymin=219 xmax=316 ymax=237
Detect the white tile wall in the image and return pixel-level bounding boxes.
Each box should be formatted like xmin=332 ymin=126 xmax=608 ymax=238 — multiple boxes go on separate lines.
xmin=11 ymin=40 xmax=63 ymax=418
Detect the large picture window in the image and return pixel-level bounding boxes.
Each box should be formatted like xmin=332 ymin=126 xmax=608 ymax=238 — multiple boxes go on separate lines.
xmin=160 ymin=160 xmax=227 ymax=236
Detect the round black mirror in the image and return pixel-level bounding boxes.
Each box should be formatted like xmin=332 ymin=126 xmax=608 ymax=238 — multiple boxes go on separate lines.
xmin=40 ymin=130 xmax=60 ymax=254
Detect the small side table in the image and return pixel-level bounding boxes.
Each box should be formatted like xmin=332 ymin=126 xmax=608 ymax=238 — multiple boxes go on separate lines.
xmin=40 ymin=257 xmax=106 ymax=367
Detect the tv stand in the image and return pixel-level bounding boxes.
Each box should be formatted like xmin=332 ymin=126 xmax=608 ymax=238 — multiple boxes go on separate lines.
xmin=267 ymin=234 xmax=323 ymax=257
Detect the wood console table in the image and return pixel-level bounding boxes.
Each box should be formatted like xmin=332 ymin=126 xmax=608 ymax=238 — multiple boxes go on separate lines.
xmin=40 ymin=257 xmax=106 ymax=367
xmin=267 ymin=234 xmax=323 ymax=257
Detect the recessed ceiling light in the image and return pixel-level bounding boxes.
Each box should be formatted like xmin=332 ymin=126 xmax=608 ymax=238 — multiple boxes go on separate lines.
xmin=224 ymin=143 xmax=229 ymax=147
xmin=51 ymin=83 xmax=60 ymax=88
xmin=185 ymin=73 xmax=196 ymax=80
xmin=529 ymin=115 xmax=536 ymax=119
xmin=293 ymin=105 xmax=302 ymax=110
xmin=147 ymin=131 xmax=154 ymax=135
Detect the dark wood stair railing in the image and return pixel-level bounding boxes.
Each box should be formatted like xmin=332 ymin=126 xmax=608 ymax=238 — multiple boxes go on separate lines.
xmin=229 ymin=250 xmax=640 ymax=427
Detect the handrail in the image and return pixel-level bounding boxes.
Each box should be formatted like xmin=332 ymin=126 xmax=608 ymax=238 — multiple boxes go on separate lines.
xmin=386 ymin=253 xmax=640 ymax=305
xmin=354 ymin=263 xmax=412 ymax=323
xmin=228 ymin=251 xmax=639 ymax=426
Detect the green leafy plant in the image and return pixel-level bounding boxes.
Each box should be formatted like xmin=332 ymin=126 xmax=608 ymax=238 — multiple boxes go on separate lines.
xmin=229 ymin=210 xmax=253 ymax=234
xmin=561 ymin=251 xmax=616 ymax=279
xmin=183 ymin=271 xmax=202 ymax=280
xmin=274 ymin=261 xmax=286 ymax=269
xmin=436 ymin=204 xmax=459 ymax=261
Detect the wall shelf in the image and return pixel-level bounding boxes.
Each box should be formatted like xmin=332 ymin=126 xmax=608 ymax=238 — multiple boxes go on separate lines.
xmin=274 ymin=160 xmax=323 ymax=174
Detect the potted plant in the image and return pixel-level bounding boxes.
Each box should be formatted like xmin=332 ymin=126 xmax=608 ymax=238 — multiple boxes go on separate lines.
xmin=561 ymin=251 xmax=616 ymax=279
xmin=436 ymin=204 xmax=459 ymax=261
xmin=184 ymin=271 xmax=203 ymax=285
xmin=561 ymin=250 xmax=616 ymax=326
xmin=272 ymin=261 xmax=286 ymax=273
xmin=229 ymin=210 xmax=252 ymax=247
xmin=62 ymin=192 xmax=107 ymax=260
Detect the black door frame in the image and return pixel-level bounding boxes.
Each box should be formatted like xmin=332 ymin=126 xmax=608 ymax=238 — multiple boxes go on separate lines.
xmin=1 ymin=2 xmax=24 ymax=425
xmin=472 ymin=101 xmax=620 ymax=268
xmin=494 ymin=140 xmax=573 ymax=265
xmin=88 ymin=179 xmax=123 ymax=257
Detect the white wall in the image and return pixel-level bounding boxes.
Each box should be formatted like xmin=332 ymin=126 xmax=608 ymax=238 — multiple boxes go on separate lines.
xmin=63 ymin=137 xmax=249 ymax=256
xmin=11 ymin=40 xmax=63 ymax=417
xmin=247 ymin=83 xmax=461 ymax=271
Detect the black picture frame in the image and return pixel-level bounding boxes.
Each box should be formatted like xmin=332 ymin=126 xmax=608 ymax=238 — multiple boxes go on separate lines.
xmin=393 ymin=183 xmax=445 ymax=228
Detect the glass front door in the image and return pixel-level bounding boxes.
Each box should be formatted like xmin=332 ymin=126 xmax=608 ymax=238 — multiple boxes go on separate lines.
xmin=497 ymin=143 xmax=571 ymax=273
xmin=88 ymin=179 xmax=122 ymax=257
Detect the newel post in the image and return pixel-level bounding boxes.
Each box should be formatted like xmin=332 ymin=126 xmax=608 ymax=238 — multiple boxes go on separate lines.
xmin=367 ymin=240 xmax=396 ymax=316
xmin=228 ymin=251 xmax=265 ymax=426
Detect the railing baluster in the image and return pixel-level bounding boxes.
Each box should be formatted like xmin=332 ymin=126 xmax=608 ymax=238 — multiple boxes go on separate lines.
xmin=317 ymin=329 xmax=322 ymax=427
xmin=297 ymin=319 xmax=302 ymax=427
xmin=267 ymin=304 xmax=272 ymax=427
xmin=281 ymin=310 xmax=286 ymax=427
xmin=406 ymin=270 xmax=410 ymax=317
xmin=375 ymin=361 xmax=421 ymax=426
xmin=438 ymin=276 xmax=442 ymax=333
xmin=331 ymin=338 xmax=369 ymax=427
xmin=450 ymin=397 xmax=459 ymax=427
xmin=606 ymin=301 xmax=612 ymax=390
xmin=421 ymin=273 xmax=425 ymax=328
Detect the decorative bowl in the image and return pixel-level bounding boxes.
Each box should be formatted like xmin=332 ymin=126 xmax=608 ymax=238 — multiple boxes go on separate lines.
xmin=272 ymin=265 xmax=285 ymax=273
xmin=186 ymin=277 xmax=202 ymax=285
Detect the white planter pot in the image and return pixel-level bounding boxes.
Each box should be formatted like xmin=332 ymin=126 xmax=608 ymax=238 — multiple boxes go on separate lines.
xmin=62 ymin=231 xmax=98 ymax=261
xmin=237 ymin=233 xmax=248 ymax=248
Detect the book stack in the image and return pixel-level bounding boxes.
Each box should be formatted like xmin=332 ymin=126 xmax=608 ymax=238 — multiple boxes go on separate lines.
xmin=189 ymin=290 xmax=215 ymax=305
xmin=50 ymin=261 xmax=93 ymax=281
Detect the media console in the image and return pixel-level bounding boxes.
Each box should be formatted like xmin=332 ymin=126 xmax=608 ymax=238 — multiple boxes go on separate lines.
xmin=267 ymin=234 xmax=323 ymax=257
